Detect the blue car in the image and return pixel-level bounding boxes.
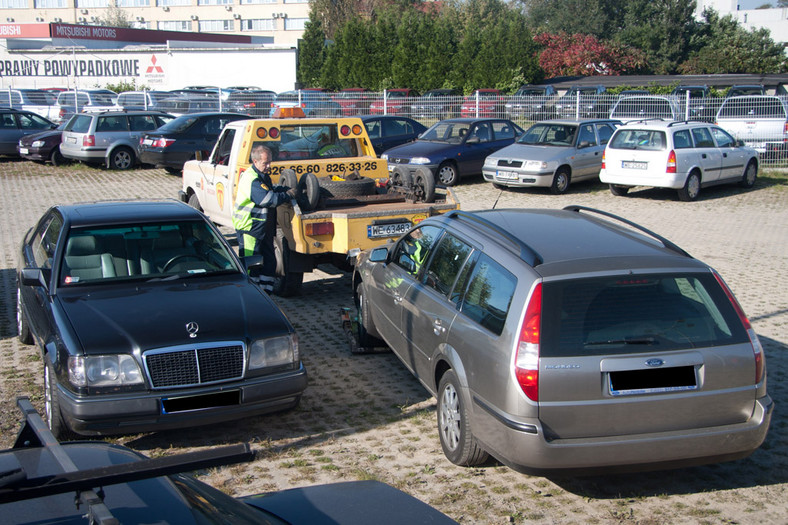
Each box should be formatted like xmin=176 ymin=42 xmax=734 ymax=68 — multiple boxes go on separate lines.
xmin=360 ymin=115 xmax=427 ymax=156
xmin=380 ymin=118 xmax=523 ymax=186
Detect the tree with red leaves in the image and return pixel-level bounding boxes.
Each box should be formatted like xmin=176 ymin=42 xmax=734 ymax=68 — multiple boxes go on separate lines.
xmin=534 ymin=32 xmax=647 ymax=77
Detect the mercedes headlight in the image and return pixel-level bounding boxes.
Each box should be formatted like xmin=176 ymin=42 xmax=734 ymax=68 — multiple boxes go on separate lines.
xmin=68 ymin=355 xmax=143 ymax=387
xmin=249 ymin=333 xmax=299 ymax=369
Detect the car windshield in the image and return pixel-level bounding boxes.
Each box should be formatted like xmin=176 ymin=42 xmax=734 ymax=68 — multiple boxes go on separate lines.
xmin=517 ymin=89 xmax=545 ymax=97
xmin=612 ymin=98 xmax=675 ymax=119
xmin=157 ymin=115 xmax=201 ymax=133
xmin=718 ymin=97 xmax=787 ymax=119
xmin=517 ymin=123 xmax=576 ymax=146
xmin=419 ymin=121 xmax=471 ymax=143
xmin=59 ymin=220 xmax=239 ymax=286
xmin=90 ymin=93 xmax=118 ymax=105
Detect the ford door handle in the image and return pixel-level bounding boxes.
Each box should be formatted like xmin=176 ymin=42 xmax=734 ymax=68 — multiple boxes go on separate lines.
xmin=433 ymin=319 xmax=446 ymax=336
xmin=393 ymin=292 xmax=402 ymax=304
xmin=702 ymin=154 xmax=707 ymax=159
xmin=723 ymin=153 xmax=728 ymax=158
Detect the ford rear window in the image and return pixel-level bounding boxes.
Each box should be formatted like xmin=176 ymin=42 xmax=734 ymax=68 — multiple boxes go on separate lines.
xmin=540 ymin=273 xmax=749 ymax=357
xmin=609 ymin=129 xmax=667 ymax=151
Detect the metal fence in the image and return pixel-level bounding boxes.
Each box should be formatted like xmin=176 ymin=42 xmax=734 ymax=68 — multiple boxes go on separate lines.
xmin=4 ymin=87 xmax=787 ymax=166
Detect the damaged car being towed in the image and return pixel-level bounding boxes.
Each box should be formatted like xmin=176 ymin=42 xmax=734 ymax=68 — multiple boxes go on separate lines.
xmin=16 ymin=199 xmax=307 ymax=438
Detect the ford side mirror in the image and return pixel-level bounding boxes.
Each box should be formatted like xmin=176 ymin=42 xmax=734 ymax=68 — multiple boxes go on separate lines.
xmin=369 ymin=246 xmax=389 ymax=263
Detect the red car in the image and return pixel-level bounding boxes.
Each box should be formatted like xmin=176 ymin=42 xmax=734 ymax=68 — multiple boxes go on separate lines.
xmin=369 ymin=88 xmax=419 ymax=116
xmin=332 ymin=88 xmax=373 ymax=116
xmin=460 ymin=89 xmax=504 ymax=118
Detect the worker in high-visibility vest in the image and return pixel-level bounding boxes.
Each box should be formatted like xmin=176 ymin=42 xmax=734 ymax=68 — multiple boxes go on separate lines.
xmin=233 ymin=144 xmax=296 ymax=292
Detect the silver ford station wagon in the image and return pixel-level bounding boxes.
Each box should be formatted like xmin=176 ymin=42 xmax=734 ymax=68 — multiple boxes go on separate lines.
xmin=352 ymin=207 xmax=772 ymax=473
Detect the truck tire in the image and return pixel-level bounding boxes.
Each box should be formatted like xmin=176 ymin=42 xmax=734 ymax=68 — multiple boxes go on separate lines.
xmin=318 ymin=176 xmax=375 ymax=198
xmin=298 ymin=172 xmax=321 ymax=211
xmin=273 ymin=229 xmax=303 ymax=297
xmin=187 ymin=193 xmax=203 ymax=212
xmin=390 ymin=166 xmax=413 ymax=190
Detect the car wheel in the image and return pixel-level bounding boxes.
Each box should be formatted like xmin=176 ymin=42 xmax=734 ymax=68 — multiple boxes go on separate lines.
xmin=17 ymin=286 xmax=33 ymax=345
xmin=354 ymin=283 xmax=384 ymax=352
xmin=390 ymin=166 xmax=413 ymax=190
xmin=437 ymin=370 xmax=489 ymax=466
xmin=550 ymin=168 xmax=570 ymax=194
xmin=297 ymin=172 xmax=321 ymax=211
xmin=50 ymin=147 xmax=67 ymax=167
xmin=739 ymin=160 xmax=757 ymax=188
xmin=412 ymin=166 xmax=436 ymax=203
xmin=109 ymin=147 xmax=135 ymax=170
xmin=45 ymin=362 xmax=71 ymax=440
xmin=678 ymin=171 xmax=701 ymax=201
xmin=187 ymin=193 xmax=203 ymax=212
xmin=609 ymin=184 xmax=630 ymax=197
xmin=279 ymin=168 xmax=298 ymax=192
xmin=272 ymin=229 xmax=303 ymax=297
xmin=437 ymin=162 xmax=458 ymax=186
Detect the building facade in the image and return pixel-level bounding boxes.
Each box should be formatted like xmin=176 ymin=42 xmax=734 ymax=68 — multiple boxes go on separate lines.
xmin=0 ymin=0 xmax=309 ymax=46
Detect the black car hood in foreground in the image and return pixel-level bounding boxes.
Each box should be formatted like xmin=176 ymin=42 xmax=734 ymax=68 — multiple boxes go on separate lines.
xmin=241 ymin=480 xmax=457 ymax=524
xmin=57 ymin=276 xmax=289 ymax=353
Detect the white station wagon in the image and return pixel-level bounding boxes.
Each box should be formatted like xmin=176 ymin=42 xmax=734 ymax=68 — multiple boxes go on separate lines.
xmin=600 ymin=120 xmax=759 ymax=201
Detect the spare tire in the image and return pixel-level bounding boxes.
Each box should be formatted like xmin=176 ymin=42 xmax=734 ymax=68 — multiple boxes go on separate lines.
xmin=318 ymin=176 xmax=376 ymax=198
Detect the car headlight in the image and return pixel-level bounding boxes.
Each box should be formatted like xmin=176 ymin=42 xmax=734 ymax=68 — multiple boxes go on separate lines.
xmin=31 ymin=140 xmax=45 ymax=148
xmin=68 ymin=355 xmax=143 ymax=387
xmin=484 ymin=157 xmax=498 ymax=166
xmin=411 ymin=157 xmax=430 ymax=165
xmin=380 ymin=153 xmax=389 ymax=161
xmin=525 ymin=160 xmax=549 ymax=170
xmin=249 ymin=333 xmax=299 ymax=370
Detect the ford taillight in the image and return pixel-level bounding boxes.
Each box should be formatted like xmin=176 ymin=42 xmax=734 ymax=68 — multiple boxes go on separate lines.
xmin=713 ymin=270 xmax=765 ymax=384
xmin=601 ymin=150 xmax=606 ymax=170
xmin=515 ymin=283 xmax=542 ymax=401
xmin=83 ymin=135 xmax=95 ymax=147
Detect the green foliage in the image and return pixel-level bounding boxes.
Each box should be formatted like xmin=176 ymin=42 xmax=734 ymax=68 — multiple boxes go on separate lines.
xmin=103 ymin=79 xmax=148 ymax=93
xmin=678 ymin=9 xmax=787 ymax=74
xmin=98 ymin=0 xmax=132 ymax=28
xmin=298 ymin=14 xmax=327 ymax=88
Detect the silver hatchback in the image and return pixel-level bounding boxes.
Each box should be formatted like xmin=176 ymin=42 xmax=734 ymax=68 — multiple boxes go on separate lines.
xmin=482 ymin=119 xmax=619 ymax=194
xmin=60 ymin=110 xmax=173 ymax=169
xmin=352 ymin=207 xmax=772 ymax=473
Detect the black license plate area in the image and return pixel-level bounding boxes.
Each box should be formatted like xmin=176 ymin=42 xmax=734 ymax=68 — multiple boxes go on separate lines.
xmin=161 ymin=390 xmax=240 ymax=414
xmin=609 ymin=366 xmax=697 ymax=396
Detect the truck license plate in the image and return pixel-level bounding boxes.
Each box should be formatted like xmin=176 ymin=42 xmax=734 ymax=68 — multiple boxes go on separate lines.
xmin=622 ymin=161 xmax=647 ymax=170
xmin=368 ymin=222 xmax=410 ymax=238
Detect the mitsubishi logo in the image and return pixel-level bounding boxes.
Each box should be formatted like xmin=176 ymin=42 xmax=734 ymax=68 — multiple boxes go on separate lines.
xmin=186 ymin=321 xmax=199 ymax=338
xmin=146 ymin=55 xmax=163 ymax=74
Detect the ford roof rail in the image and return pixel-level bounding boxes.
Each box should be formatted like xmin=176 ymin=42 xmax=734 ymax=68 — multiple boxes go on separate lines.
xmin=562 ymin=205 xmax=692 ymax=258
xmin=445 ymin=210 xmax=543 ymax=266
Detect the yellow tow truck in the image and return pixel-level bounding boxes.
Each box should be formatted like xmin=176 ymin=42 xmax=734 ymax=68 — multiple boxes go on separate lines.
xmin=179 ymin=108 xmax=460 ymax=295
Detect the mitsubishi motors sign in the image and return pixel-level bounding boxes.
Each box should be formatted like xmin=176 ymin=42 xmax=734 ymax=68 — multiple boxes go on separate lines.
xmin=143 ymin=54 xmax=166 ymax=86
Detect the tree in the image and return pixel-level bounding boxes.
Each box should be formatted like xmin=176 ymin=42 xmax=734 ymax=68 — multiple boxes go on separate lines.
xmin=534 ymin=32 xmax=647 ymax=77
xmin=98 ymin=0 xmax=132 ymax=28
xmin=297 ymin=14 xmax=326 ymax=88
xmin=519 ymin=0 xmax=627 ymax=39
xmin=679 ymin=9 xmax=787 ymax=73
xmin=616 ymin=0 xmax=700 ymax=74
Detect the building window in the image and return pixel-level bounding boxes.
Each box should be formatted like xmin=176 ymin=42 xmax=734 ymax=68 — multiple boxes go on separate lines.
xmin=158 ymin=20 xmax=191 ymax=30
xmin=130 ymin=20 xmax=151 ymax=28
xmin=76 ymin=0 xmax=109 ymax=6
xmin=240 ymin=18 xmax=274 ymax=30
xmin=240 ymin=0 xmax=275 ymax=3
xmin=284 ymin=17 xmax=306 ymax=30
xmin=197 ymin=0 xmax=231 ymax=4
xmin=0 ymin=0 xmax=27 ymax=7
xmin=118 ymin=0 xmax=150 ymax=6
xmin=35 ymin=0 xmax=68 ymax=7
xmin=157 ymin=0 xmax=191 ymax=5
xmin=283 ymin=0 xmax=308 ymax=3
xmin=198 ymin=19 xmax=233 ymax=31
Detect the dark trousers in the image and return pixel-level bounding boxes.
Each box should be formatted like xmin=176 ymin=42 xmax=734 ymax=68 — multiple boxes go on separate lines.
xmin=237 ymin=218 xmax=277 ymax=278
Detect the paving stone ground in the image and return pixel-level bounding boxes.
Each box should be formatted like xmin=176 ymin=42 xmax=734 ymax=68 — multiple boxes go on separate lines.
xmin=1 ymin=157 xmax=787 ymax=524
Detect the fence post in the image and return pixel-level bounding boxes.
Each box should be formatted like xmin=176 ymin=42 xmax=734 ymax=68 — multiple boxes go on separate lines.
xmin=383 ymin=89 xmax=388 ymax=115
xmin=685 ymin=90 xmax=690 ymax=121
xmin=575 ymin=90 xmax=580 ymax=120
